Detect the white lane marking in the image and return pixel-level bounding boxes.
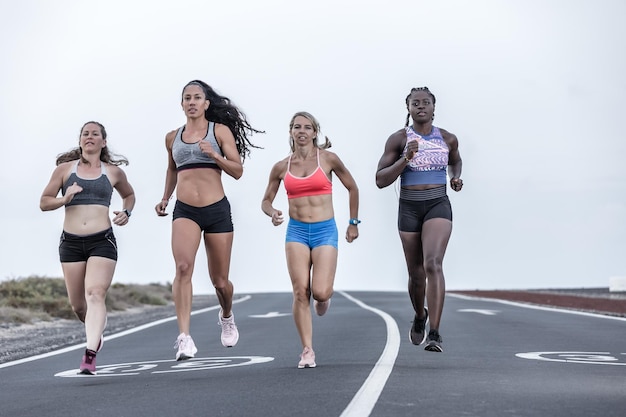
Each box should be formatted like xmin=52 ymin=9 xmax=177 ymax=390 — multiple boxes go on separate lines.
xmin=249 ymin=312 xmax=291 ymax=318
xmin=54 ymin=356 xmax=274 ymax=377
xmin=448 ymin=293 xmax=626 ymax=321
xmin=457 ymin=309 xmax=499 ymax=315
xmin=338 ymin=291 xmax=400 ymax=417
xmin=516 ymin=351 xmax=626 ymax=366
xmin=0 ymin=295 xmax=252 ymax=369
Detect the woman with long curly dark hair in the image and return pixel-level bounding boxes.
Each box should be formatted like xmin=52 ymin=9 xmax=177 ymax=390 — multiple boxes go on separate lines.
xmin=155 ymin=80 xmax=262 ymax=360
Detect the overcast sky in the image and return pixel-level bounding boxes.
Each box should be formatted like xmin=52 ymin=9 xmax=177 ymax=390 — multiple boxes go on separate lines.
xmin=1 ymin=0 xmax=625 ymax=294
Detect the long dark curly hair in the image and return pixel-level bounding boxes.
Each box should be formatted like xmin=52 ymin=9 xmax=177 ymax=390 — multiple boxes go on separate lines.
xmin=55 ymin=121 xmax=129 ymax=166
xmin=183 ymin=80 xmax=263 ymax=161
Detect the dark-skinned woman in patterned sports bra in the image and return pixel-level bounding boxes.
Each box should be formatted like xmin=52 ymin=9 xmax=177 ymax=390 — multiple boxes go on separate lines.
xmin=40 ymin=121 xmax=136 ymax=374
xmin=376 ymin=87 xmax=463 ymax=353
xmin=261 ymin=111 xmax=360 ymax=368
xmin=154 ymin=80 xmax=262 ymax=361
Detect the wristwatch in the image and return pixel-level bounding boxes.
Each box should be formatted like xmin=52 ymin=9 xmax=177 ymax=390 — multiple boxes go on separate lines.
xmin=123 ymin=209 xmax=132 ymax=218
xmin=349 ymin=218 xmax=361 ymax=226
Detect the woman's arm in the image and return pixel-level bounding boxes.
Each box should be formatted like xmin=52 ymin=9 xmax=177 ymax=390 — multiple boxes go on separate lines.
xmin=156 ymin=131 xmax=178 ymax=216
xmin=375 ymin=129 xmax=409 ymax=189
xmin=261 ymin=160 xmax=287 ymax=226
xmin=111 ymin=166 xmax=136 ymax=225
xmin=441 ymin=128 xmax=463 ymax=192
xmin=40 ymin=163 xmax=74 ymax=211
xmin=328 ymin=152 xmax=360 ymax=242
xmin=209 ymin=123 xmax=244 ymax=180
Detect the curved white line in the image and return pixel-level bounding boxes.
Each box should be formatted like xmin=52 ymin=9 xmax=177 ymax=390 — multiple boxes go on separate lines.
xmin=338 ymin=291 xmax=400 ymax=417
xmin=0 ymin=295 xmax=252 ymax=369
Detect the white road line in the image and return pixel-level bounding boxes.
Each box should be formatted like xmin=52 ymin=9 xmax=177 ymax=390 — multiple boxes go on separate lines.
xmin=0 ymin=295 xmax=252 ymax=369
xmin=338 ymin=291 xmax=400 ymax=417
xmin=448 ymin=293 xmax=626 ymax=322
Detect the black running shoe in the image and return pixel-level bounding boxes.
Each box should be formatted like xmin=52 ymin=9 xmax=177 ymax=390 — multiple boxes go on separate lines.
xmin=409 ymin=307 xmax=429 ymax=345
xmin=424 ymin=329 xmax=443 ymax=352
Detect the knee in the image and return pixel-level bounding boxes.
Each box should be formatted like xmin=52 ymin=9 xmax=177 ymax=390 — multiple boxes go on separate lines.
xmin=313 ymin=288 xmax=333 ymax=302
xmin=212 ymin=277 xmax=231 ymax=292
xmin=174 ymin=261 xmax=193 ymax=280
xmin=293 ymin=286 xmax=311 ymax=303
xmin=85 ymin=287 xmax=107 ymax=303
xmin=424 ymin=257 xmax=443 ymax=277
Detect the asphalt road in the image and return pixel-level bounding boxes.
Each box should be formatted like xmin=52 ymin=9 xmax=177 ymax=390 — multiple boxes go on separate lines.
xmin=1 ymin=292 xmax=624 ymax=417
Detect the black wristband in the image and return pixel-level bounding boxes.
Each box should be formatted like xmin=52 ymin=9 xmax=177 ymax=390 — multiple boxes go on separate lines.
xmin=123 ymin=209 xmax=132 ymax=218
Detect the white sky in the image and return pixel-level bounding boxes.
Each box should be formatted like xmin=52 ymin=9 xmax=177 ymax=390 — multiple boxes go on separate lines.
xmin=1 ymin=0 xmax=625 ymax=294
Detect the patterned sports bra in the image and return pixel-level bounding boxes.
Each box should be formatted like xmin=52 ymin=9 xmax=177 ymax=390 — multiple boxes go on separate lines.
xmin=401 ymin=126 xmax=449 ymax=186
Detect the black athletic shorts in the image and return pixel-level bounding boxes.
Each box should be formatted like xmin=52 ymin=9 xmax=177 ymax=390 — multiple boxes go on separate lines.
xmin=172 ymin=197 xmax=234 ymax=233
xmin=398 ymin=196 xmax=452 ymax=233
xmin=59 ymin=228 xmax=118 ymax=262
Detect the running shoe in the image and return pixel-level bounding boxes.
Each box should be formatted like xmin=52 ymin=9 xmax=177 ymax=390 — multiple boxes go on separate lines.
xmin=218 ymin=310 xmax=239 ymax=347
xmin=409 ymin=307 xmax=429 ymax=345
xmin=298 ymin=347 xmax=316 ymax=369
xmin=424 ymin=329 xmax=443 ymax=352
xmin=79 ymin=349 xmax=97 ymax=375
xmin=174 ymin=333 xmax=198 ymax=361
xmin=314 ymin=299 xmax=331 ymax=316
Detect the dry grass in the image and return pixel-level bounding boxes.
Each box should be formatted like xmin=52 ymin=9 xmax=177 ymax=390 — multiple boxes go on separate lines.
xmin=0 ymin=276 xmax=172 ymax=324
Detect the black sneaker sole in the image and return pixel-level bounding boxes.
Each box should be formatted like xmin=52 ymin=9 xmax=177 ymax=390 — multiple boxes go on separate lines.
xmin=424 ymin=342 xmax=443 ymax=353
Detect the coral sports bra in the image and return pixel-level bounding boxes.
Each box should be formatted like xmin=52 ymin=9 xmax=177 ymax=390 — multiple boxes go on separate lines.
xmin=283 ymin=149 xmax=332 ymax=199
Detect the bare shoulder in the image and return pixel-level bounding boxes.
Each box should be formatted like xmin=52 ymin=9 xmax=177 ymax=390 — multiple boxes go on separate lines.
xmin=438 ymin=127 xmax=458 ymax=142
xmin=165 ymin=128 xmax=178 ymax=145
xmin=272 ymin=156 xmax=290 ymax=171
xmin=214 ymin=122 xmax=234 ymax=137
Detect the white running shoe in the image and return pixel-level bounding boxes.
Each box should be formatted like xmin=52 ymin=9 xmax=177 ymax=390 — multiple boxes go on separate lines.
xmin=218 ymin=310 xmax=239 ymax=347
xmin=174 ymin=333 xmax=197 ymax=361
xmin=298 ymin=347 xmax=316 ymax=369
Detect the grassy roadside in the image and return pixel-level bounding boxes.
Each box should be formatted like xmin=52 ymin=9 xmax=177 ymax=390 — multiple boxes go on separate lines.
xmin=0 ymin=276 xmax=172 ymax=325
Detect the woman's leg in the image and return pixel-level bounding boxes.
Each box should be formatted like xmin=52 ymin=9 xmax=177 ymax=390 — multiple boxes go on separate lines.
xmin=420 ymin=218 xmax=452 ymax=332
xmin=62 ymin=262 xmax=88 ymax=323
xmin=203 ymin=232 xmax=234 ymax=316
xmin=310 ymin=245 xmax=338 ymax=304
xmin=399 ymin=231 xmax=426 ymax=319
xmin=83 ymin=257 xmax=116 ymax=351
xmin=286 ymin=242 xmax=314 ymax=349
xmin=171 ymin=218 xmax=202 ymax=335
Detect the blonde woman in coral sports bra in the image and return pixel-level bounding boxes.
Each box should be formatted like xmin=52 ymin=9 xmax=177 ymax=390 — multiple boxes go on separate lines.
xmin=261 ymin=111 xmax=360 ymax=369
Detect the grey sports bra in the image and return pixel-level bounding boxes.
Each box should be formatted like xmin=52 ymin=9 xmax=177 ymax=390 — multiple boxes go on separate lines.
xmin=62 ymin=161 xmax=113 ymax=207
xmin=171 ymin=122 xmax=223 ymax=171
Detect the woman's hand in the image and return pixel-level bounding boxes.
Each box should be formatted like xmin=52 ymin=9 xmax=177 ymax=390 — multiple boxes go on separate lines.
xmin=271 ymin=210 xmax=284 ymax=226
xmin=450 ymin=177 xmax=463 ymax=192
xmin=155 ymin=199 xmax=169 ymax=216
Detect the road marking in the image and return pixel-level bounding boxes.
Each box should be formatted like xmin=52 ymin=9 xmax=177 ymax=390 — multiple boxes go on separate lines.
xmin=516 ymin=351 xmax=626 ymax=366
xmin=54 ymin=356 xmax=274 ymax=377
xmin=458 ymin=309 xmax=499 ymax=315
xmin=249 ymin=312 xmax=291 ymax=318
xmin=338 ymin=291 xmax=400 ymax=417
xmin=0 ymin=295 xmax=252 ymax=369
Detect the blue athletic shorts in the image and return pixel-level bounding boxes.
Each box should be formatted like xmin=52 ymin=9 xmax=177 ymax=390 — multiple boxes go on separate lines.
xmin=286 ymin=218 xmax=338 ymax=249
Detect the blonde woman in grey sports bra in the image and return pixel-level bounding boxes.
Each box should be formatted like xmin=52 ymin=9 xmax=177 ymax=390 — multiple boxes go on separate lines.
xmin=155 ymin=80 xmax=262 ymax=361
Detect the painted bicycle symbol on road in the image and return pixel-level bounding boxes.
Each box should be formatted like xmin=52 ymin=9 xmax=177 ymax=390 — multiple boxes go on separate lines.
xmin=54 ymin=356 xmax=274 ymax=378
xmin=516 ymin=351 xmax=626 ymax=366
